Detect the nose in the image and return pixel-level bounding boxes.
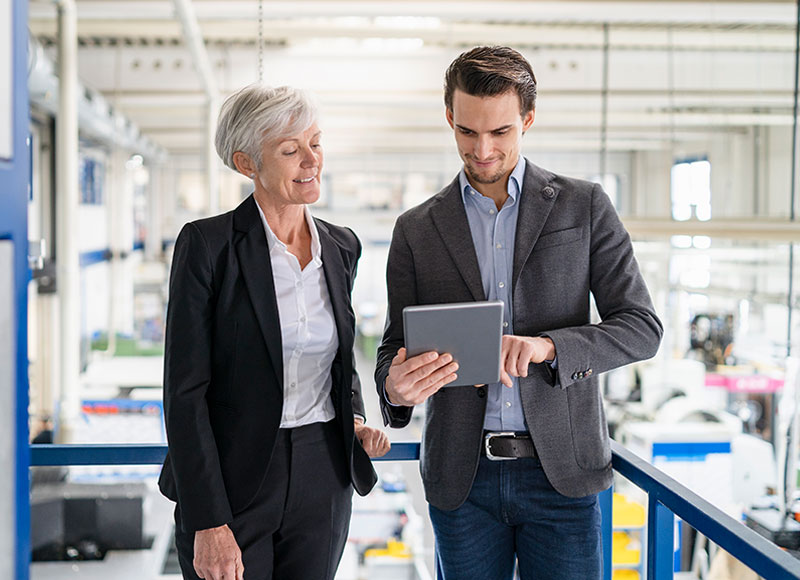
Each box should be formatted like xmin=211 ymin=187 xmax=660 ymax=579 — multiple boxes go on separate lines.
xmin=474 ymin=135 xmax=492 ymax=160
xmin=300 ymin=146 xmax=319 ymax=168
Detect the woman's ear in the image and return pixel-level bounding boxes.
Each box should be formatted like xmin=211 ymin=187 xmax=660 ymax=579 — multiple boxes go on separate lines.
xmin=232 ymin=151 xmax=256 ymax=178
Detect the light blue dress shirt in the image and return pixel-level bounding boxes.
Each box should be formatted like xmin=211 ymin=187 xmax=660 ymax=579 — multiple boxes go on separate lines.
xmin=459 ymin=156 xmax=528 ymax=432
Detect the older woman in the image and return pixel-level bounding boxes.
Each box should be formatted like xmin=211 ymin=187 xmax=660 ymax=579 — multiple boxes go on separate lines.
xmin=158 ymin=84 xmax=390 ymax=580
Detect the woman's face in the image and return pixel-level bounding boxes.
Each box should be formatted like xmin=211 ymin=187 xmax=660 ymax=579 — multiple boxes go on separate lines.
xmin=254 ymin=122 xmax=323 ymax=207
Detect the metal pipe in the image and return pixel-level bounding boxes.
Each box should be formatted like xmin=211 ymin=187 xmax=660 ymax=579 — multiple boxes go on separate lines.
xmin=172 ymin=0 xmax=220 ymax=215
xmin=54 ymin=0 xmax=80 ymax=443
xmin=600 ymin=23 xmax=609 ymax=181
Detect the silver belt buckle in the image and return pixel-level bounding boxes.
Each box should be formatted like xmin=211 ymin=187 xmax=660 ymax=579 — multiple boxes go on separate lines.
xmin=484 ymin=431 xmax=517 ymax=461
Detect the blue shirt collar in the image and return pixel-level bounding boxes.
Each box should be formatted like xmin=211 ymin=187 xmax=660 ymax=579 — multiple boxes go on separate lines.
xmin=459 ymin=156 xmax=526 ymax=204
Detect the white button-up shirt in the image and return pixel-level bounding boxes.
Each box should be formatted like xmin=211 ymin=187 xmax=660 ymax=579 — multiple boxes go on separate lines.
xmin=256 ymin=203 xmax=338 ymax=428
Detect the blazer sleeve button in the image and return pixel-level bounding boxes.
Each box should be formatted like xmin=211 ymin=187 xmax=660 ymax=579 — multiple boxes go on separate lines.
xmin=586 ymin=369 xmax=593 ymax=377
xmin=571 ymin=373 xmax=579 ymax=380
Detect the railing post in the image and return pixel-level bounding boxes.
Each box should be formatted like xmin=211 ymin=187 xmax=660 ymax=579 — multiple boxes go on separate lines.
xmin=600 ymin=486 xmax=613 ymax=580
xmin=647 ymin=497 xmax=674 ymax=580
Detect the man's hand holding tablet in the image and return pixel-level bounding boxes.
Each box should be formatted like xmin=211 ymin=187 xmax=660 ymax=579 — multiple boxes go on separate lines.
xmin=384 ymin=348 xmax=460 ymax=406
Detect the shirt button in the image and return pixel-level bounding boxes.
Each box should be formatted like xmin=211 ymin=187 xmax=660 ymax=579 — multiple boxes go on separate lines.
xmin=505 ymin=401 xmax=512 ymax=408
xmin=503 ymin=321 xmax=509 ymax=328
xmin=489 ymin=209 xmax=496 ymax=215
xmin=300 ymin=316 xmax=306 ymax=323
xmin=290 ymin=382 xmax=296 ymax=388
xmin=496 ymin=243 xmax=502 ymax=249
xmin=498 ymin=282 xmax=505 ymax=288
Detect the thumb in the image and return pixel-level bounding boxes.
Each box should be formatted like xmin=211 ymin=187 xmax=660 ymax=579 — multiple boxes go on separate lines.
xmin=393 ymin=347 xmax=407 ymax=365
xmin=500 ymin=368 xmax=513 ymax=388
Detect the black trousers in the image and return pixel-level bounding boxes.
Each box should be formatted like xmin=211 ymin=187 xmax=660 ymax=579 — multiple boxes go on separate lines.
xmin=174 ymin=420 xmax=354 ymax=580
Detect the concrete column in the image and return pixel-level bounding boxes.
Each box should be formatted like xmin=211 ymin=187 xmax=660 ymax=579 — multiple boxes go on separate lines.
xmin=54 ymin=0 xmax=81 ymax=443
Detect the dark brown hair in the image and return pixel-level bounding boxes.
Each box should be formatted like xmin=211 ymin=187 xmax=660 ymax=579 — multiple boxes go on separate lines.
xmin=444 ymin=46 xmax=537 ymax=116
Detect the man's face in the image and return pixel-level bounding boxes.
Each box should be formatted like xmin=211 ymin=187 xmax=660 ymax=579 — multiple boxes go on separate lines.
xmin=446 ymin=89 xmax=534 ymax=188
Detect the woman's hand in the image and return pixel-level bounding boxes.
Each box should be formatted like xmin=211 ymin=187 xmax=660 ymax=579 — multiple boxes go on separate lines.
xmin=193 ymin=524 xmax=244 ymax=580
xmin=354 ymin=419 xmax=391 ymax=458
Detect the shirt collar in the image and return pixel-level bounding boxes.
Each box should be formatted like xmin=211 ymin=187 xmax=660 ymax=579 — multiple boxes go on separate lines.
xmin=459 ymin=156 xmax=526 ymax=204
xmin=255 ymin=201 xmax=323 ymax=266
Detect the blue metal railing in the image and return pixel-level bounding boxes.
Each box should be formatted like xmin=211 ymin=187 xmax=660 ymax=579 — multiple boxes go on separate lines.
xmin=30 ymin=441 xmax=800 ymax=579
xmin=610 ymin=440 xmax=800 ymax=579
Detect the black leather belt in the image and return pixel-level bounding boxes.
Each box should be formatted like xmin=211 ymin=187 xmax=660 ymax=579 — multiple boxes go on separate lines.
xmin=483 ymin=431 xmax=536 ymax=461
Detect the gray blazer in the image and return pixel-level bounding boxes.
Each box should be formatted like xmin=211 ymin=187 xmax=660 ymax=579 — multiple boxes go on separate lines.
xmin=375 ymin=160 xmax=662 ymax=511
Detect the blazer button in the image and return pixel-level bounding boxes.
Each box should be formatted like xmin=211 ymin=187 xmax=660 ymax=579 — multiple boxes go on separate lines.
xmin=542 ymin=186 xmax=555 ymax=199
xmin=477 ymin=387 xmax=486 ymax=398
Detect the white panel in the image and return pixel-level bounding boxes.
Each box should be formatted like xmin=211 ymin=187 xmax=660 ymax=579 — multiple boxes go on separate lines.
xmin=0 ymin=241 xmax=15 ymax=577
xmin=0 ymin=0 xmax=12 ymax=160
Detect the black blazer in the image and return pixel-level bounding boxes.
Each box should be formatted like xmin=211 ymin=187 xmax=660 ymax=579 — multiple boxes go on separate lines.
xmin=158 ymin=195 xmax=377 ymax=533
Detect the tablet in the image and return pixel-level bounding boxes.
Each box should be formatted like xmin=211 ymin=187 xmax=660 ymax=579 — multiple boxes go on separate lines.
xmin=403 ymin=300 xmax=504 ymax=387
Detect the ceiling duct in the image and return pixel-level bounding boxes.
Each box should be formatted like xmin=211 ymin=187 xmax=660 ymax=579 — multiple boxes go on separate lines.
xmin=27 ymin=33 xmax=166 ymax=163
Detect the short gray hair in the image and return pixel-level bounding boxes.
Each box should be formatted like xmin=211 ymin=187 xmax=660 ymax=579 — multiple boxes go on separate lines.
xmin=215 ymin=84 xmax=318 ymax=172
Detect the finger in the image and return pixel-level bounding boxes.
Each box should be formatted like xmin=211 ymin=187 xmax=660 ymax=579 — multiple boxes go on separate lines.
xmin=415 ymin=372 xmax=458 ymax=403
xmin=225 ymin=560 xmax=238 ymax=580
xmin=473 ymin=384 xmax=486 ymax=388
xmin=391 ymin=348 xmax=407 ymax=366
xmin=504 ymin=345 xmax=521 ymax=377
xmin=419 ymin=361 xmax=458 ymax=390
xmin=517 ymin=347 xmax=531 ymax=377
xmin=236 ymin=563 xmax=245 ymax=580
xmin=402 ymin=351 xmax=443 ymax=376
xmin=413 ymin=356 xmax=455 ymax=386
xmin=500 ymin=367 xmax=513 ymax=388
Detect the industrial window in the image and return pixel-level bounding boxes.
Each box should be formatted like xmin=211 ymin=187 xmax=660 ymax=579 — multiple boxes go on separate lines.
xmin=671 ymin=158 xmax=711 ymax=221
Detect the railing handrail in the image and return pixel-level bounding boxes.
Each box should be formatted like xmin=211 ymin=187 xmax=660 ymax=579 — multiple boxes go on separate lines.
xmin=29 ymin=442 xmax=421 ymax=465
xmin=30 ymin=441 xmax=800 ymax=579
xmin=611 ymin=440 xmax=800 ymax=578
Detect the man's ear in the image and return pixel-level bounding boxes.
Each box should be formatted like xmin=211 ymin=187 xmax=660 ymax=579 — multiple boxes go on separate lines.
xmin=232 ymin=151 xmax=256 ymax=177
xmin=445 ymin=107 xmax=456 ymax=130
xmin=522 ymin=109 xmax=535 ymax=133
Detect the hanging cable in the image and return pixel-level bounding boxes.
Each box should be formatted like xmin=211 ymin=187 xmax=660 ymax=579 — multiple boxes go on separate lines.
xmin=257 ymin=0 xmax=264 ymax=82
xmin=599 ymin=23 xmax=609 ymax=182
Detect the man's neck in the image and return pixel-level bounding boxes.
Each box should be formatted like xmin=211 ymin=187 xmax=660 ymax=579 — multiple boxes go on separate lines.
xmin=466 ymin=173 xmax=511 ymax=211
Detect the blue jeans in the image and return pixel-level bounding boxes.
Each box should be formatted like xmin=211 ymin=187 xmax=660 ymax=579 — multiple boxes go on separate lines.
xmin=429 ymin=456 xmax=602 ymax=580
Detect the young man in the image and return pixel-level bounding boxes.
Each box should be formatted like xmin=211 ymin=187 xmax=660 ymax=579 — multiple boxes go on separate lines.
xmin=375 ymin=46 xmax=663 ymax=579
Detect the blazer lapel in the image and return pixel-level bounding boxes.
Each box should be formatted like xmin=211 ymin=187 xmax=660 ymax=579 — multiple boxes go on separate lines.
xmin=317 ymin=221 xmax=353 ymax=366
xmin=512 ymin=161 xmax=558 ymax=292
xmin=430 ymin=178 xmax=486 ymax=301
xmin=233 ymin=195 xmax=283 ymax=387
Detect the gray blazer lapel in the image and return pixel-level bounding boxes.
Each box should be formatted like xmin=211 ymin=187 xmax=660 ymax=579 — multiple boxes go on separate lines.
xmin=233 ymin=195 xmax=283 ymax=387
xmin=430 ymin=178 xmax=486 ymax=302
xmin=512 ymin=161 xmax=558 ymax=292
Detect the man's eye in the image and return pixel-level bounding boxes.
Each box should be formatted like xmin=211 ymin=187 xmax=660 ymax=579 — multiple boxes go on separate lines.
xmin=283 ymin=150 xmax=297 ymax=156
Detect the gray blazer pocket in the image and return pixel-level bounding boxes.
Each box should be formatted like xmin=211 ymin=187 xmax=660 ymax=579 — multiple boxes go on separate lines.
xmin=533 ymin=226 xmax=586 ymax=251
